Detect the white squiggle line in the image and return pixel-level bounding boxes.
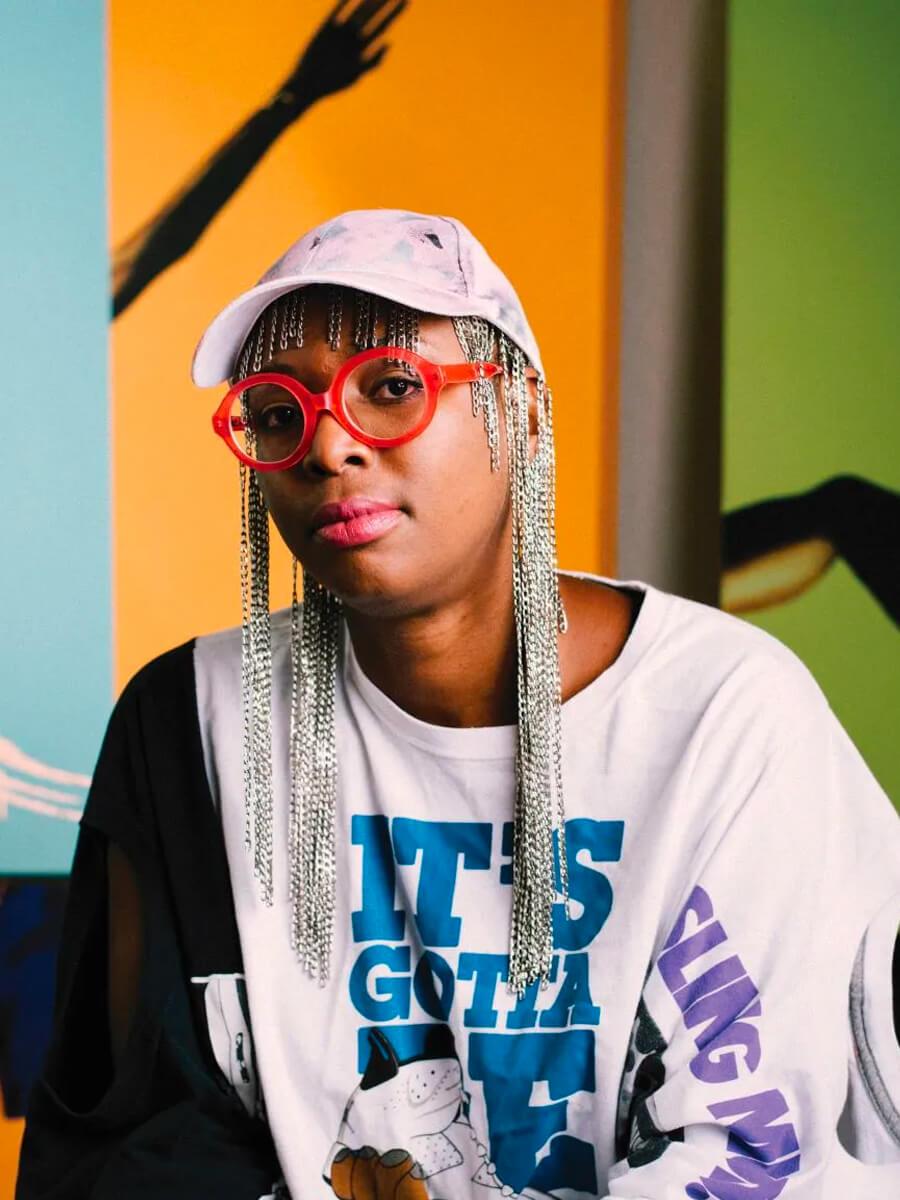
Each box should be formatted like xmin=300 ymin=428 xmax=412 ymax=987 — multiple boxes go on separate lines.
xmin=0 ymin=736 xmax=92 ymax=787
xmin=0 ymin=787 xmax=82 ymax=822
xmin=0 ymin=768 xmax=84 ymax=806
xmin=0 ymin=737 xmax=90 ymax=822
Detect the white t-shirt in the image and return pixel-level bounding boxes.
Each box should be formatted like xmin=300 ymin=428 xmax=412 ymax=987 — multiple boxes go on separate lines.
xmin=194 ymin=573 xmax=900 ymax=1200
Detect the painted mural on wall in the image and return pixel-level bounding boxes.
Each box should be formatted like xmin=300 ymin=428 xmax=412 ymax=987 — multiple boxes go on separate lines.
xmin=3 ymin=0 xmax=623 ymax=1168
xmin=1 ymin=0 xmax=404 ymax=1137
xmin=722 ymin=475 xmax=899 ymax=625
xmin=721 ymin=0 xmax=900 ymax=804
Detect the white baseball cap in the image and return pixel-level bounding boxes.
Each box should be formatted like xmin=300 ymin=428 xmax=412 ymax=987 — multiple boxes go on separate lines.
xmin=191 ymin=207 xmax=544 ymax=385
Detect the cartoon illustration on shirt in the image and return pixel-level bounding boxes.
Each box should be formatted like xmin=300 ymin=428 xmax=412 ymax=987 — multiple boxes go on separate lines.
xmin=324 ymin=1025 xmax=553 ymax=1200
xmin=615 ymin=996 xmax=683 ymax=1170
xmin=191 ymin=972 xmax=265 ymax=1122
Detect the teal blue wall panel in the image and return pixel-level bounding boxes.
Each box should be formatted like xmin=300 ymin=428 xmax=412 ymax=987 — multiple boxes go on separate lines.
xmin=0 ymin=2 xmax=109 ymax=873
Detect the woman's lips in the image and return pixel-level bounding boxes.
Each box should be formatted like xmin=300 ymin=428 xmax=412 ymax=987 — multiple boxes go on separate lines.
xmin=315 ymin=509 xmax=402 ymax=547
xmin=312 ymin=504 xmax=403 ymax=548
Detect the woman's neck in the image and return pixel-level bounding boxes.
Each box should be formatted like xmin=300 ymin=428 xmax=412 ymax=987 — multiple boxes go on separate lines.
xmin=342 ymin=573 xmax=639 ymax=730
xmin=344 ymin=575 xmax=519 ymax=728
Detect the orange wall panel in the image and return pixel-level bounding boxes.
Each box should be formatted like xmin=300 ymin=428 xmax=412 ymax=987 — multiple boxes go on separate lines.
xmin=110 ymin=0 xmax=625 ymax=687
xmin=0 ymin=1120 xmax=24 ymax=1200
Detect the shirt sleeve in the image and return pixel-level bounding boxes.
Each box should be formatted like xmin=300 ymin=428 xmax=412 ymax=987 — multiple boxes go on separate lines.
xmin=16 ymin=648 xmax=284 ymax=1200
xmin=607 ymin=673 xmax=900 ymax=1199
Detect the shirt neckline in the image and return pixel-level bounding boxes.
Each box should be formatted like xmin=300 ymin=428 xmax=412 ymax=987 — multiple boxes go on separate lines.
xmin=341 ymin=571 xmax=666 ymax=760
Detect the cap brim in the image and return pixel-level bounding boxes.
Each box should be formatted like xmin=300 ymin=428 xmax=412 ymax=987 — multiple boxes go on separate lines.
xmin=192 ymin=270 xmax=544 ymax=386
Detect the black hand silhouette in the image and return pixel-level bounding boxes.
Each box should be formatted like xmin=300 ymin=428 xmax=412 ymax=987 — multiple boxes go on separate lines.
xmin=723 ymin=474 xmax=900 ymax=624
xmin=112 ymin=0 xmax=409 ymax=317
xmin=280 ymin=0 xmax=408 ymax=110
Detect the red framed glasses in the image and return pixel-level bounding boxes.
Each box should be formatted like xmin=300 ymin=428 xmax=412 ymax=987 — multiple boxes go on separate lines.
xmin=211 ymin=345 xmax=504 ymax=471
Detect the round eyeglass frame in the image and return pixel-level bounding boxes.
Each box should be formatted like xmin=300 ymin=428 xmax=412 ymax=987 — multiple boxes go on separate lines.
xmin=211 ymin=345 xmax=505 ymax=472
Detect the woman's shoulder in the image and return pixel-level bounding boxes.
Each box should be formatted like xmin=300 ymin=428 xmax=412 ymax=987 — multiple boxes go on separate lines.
xmin=119 ymin=608 xmax=292 ymax=707
xmin=566 ymin=570 xmax=831 ymax=743
xmin=188 ymin=608 xmax=294 ymax=697
xmin=568 ymin=568 xmax=822 ymax=675
xmin=119 ymin=635 xmax=197 ymax=704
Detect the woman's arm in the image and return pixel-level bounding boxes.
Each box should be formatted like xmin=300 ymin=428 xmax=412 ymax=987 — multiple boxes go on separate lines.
xmin=608 ymin=674 xmax=900 ymax=1197
xmin=107 ymin=842 xmax=142 ymax=1068
xmin=17 ymin=645 xmax=284 ymax=1198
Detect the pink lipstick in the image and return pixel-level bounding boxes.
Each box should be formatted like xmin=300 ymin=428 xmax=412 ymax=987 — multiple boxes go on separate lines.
xmin=311 ymin=498 xmax=403 ymax=548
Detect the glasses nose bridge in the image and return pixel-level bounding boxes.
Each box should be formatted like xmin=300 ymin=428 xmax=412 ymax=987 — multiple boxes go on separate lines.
xmin=303 ymin=373 xmax=345 ymax=436
xmin=302 ymin=386 xmax=370 ymax=468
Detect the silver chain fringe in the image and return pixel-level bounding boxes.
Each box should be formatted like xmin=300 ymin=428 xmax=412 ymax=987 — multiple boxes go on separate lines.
xmin=233 ymin=286 xmax=567 ymax=992
xmin=239 ymin=458 xmax=275 ymax=905
xmin=288 ymin=559 xmax=342 ymax=979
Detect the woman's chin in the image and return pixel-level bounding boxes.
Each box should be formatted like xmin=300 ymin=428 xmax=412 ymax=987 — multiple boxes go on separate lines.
xmin=304 ymin=555 xmax=425 ymax=619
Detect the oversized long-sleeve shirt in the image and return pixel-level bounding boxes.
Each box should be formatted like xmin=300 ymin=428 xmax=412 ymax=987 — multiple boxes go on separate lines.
xmin=17 ymin=575 xmax=900 ymax=1199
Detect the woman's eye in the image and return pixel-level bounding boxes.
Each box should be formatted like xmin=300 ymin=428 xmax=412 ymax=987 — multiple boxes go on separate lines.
xmin=258 ymin=404 xmax=300 ymax=431
xmin=372 ymin=376 xmax=422 ymax=403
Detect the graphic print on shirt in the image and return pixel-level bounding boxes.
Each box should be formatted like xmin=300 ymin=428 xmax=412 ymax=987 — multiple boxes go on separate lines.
xmin=323 ymin=1023 xmax=545 ymax=1198
xmin=655 ymin=886 xmax=801 ymax=1200
xmin=615 ymin=993 xmax=684 ymax=1170
xmin=191 ymin=972 xmax=264 ymax=1121
xmin=324 ymin=814 xmax=628 ymax=1199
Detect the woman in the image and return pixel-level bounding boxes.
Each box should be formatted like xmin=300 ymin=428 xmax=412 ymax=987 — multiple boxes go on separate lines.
xmin=17 ymin=209 xmax=900 ymax=1199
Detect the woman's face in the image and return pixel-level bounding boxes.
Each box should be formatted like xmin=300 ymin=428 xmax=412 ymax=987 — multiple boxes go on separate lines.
xmin=253 ymin=291 xmax=524 ymax=619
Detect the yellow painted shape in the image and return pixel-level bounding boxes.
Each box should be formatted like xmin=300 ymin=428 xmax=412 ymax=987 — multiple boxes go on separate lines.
xmin=0 ymin=1117 xmax=24 ymax=1199
xmin=110 ymin=0 xmax=625 ymax=687
xmin=722 ymin=537 xmax=836 ymax=614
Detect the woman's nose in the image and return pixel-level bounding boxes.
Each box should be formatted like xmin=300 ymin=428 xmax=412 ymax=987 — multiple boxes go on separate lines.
xmin=301 ymin=411 xmax=373 ymax=477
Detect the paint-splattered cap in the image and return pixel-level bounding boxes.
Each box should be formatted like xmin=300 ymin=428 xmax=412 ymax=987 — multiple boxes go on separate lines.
xmin=191 ymin=207 xmax=543 ymax=385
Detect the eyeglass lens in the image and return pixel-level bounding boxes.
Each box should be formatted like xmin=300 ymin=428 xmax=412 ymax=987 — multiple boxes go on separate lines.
xmin=229 ymin=353 xmax=428 ymax=464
